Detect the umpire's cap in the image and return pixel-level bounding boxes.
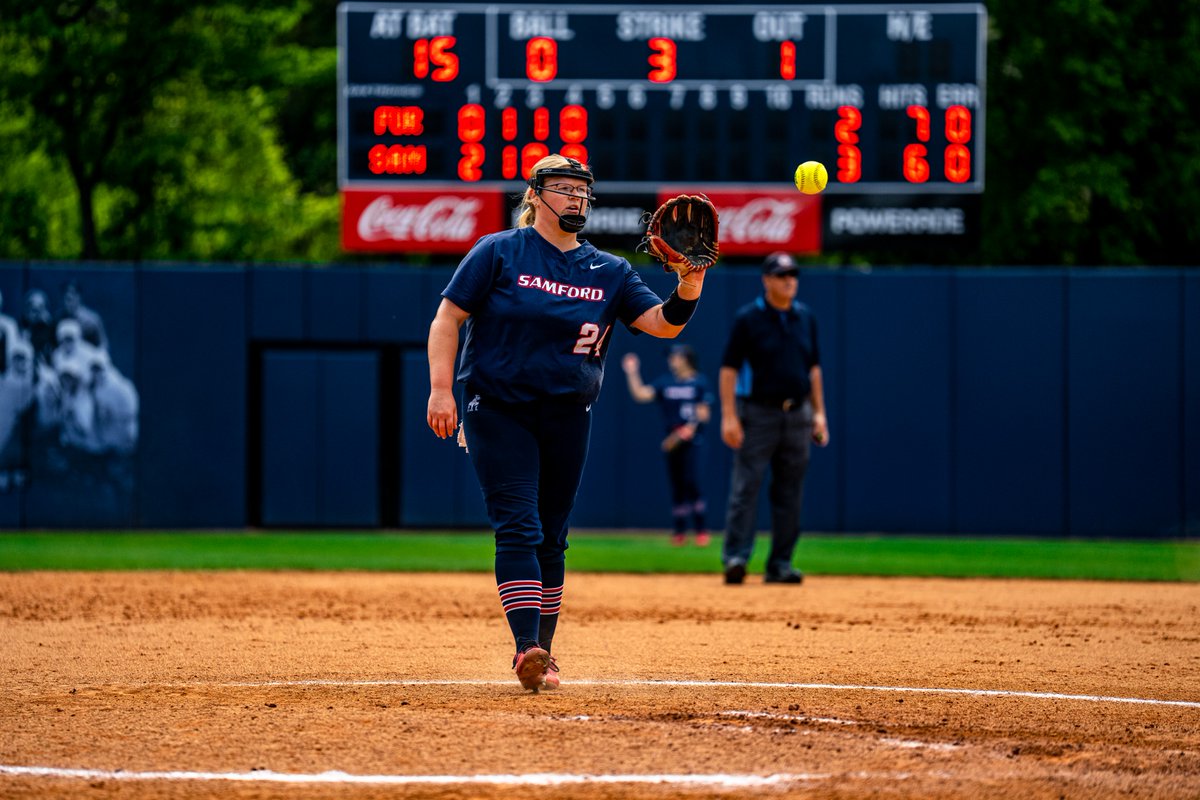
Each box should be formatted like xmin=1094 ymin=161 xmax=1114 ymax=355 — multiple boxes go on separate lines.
xmin=762 ymin=251 xmax=799 ymax=276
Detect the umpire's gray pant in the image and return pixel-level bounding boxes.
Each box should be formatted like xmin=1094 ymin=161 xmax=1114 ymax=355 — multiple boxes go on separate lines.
xmin=722 ymin=398 xmax=813 ymax=574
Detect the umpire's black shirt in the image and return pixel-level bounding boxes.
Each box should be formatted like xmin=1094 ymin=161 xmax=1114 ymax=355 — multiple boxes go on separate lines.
xmin=721 ymin=296 xmax=820 ymax=406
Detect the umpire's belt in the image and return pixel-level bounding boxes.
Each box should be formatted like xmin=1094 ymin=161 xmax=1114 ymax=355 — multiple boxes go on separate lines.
xmin=746 ymin=396 xmax=806 ymax=411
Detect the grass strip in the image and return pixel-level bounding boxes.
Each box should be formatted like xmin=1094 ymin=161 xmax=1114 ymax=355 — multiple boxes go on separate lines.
xmin=0 ymin=531 xmax=1196 ymax=582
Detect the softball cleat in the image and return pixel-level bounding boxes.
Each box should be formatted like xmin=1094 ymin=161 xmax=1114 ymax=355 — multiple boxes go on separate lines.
xmin=513 ymin=646 xmax=551 ymax=692
xmin=543 ymin=656 xmax=560 ymax=689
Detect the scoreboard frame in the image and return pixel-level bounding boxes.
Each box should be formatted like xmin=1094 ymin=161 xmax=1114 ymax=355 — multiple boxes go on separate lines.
xmin=338 ymin=2 xmax=987 ymax=193
xmin=336 ymin=2 xmax=987 ymax=254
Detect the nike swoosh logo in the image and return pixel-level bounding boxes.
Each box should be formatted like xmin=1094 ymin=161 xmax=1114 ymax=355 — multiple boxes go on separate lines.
xmin=589 ymin=262 xmax=605 ymax=270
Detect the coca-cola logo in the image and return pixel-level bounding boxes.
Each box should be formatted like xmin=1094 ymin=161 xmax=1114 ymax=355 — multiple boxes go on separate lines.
xmin=717 ymin=198 xmax=799 ymax=243
xmin=357 ymin=196 xmax=483 ymax=242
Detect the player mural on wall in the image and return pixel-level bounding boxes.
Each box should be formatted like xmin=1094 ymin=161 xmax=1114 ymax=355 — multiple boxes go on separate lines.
xmin=426 ymin=154 xmax=719 ymax=692
xmin=0 ymin=281 xmax=140 ymax=517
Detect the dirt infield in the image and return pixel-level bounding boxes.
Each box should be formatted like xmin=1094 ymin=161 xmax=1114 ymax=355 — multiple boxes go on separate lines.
xmin=1 ymin=571 xmax=1198 ymax=799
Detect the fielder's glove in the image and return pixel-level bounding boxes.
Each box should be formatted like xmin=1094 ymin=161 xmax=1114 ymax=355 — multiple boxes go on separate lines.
xmin=640 ymin=194 xmax=720 ymax=275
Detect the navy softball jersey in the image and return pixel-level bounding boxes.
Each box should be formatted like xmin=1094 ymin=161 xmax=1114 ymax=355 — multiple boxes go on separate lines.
xmin=651 ymin=373 xmax=713 ymax=438
xmin=443 ymin=227 xmax=661 ymax=405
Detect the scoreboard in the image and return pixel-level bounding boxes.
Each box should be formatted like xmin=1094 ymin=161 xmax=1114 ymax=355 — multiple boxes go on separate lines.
xmin=337 ymin=3 xmax=987 ymax=254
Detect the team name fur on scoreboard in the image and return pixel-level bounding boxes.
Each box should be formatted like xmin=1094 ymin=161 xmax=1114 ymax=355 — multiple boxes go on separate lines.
xmin=517 ymin=274 xmax=605 ymax=301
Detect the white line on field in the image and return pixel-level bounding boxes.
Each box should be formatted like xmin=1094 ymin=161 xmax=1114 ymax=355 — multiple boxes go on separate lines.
xmin=0 ymin=765 xmax=827 ymax=787
xmin=210 ymin=678 xmax=1200 ymax=709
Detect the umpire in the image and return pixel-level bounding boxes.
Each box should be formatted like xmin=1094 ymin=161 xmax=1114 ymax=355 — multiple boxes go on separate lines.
xmin=718 ymin=252 xmax=829 ymax=585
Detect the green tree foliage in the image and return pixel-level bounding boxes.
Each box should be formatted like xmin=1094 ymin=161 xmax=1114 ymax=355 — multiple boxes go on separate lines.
xmin=983 ymin=0 xmax=1200 ymax=265
xmin=0 ymin=0 xmax=339 ymax=261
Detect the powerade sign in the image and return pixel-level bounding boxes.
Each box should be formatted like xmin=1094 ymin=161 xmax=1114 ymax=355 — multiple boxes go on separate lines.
xmin=822 ymin=194 xmax=981 ymax=251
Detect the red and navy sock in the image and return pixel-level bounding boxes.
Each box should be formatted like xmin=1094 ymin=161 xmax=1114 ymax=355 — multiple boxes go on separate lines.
xmin=691 ymin=498 xmax=708 ymax=533
xmin=537 ymin=558 xmax=564 ymax=653
xmin=496 ymin=551 xmax=542 ymax=654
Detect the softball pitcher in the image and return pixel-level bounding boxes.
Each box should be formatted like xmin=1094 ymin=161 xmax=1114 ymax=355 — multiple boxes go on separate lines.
xmin=426 ymin=154 xmax=715 ymax=691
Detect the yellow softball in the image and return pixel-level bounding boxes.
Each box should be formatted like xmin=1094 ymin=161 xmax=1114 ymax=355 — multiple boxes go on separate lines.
xmin=793 ymin=161 xmax=828 ymax=195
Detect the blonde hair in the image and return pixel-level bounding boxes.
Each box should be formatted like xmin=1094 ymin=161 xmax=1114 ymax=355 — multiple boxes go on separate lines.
xmin=515 ymin=154 xmax=590 ymax=229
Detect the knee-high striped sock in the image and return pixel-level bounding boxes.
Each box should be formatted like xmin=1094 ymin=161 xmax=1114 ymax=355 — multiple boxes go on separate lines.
xmin=538 ymin=559 xmax=565 ymax=653
xmin=538 ymin=583 xmax=563 ymax=653
xmin=496 ymin=552 xmax=542 ymax=653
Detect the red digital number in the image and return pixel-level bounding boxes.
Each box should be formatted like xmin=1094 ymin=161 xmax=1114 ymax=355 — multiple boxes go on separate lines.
xmin=648 ymin=37 xmax=676 ymax=83
xmin=559 ymin=105 xmax=587 ymax=143
xmin=944 ymin=144 xmax=971 ymax=183
xmin=526 ymin=37 xmax=557 ymax=82
xmin=457 ymin=104 xmax=485 ymax=143
xmin=779 ymin=42 xmax=796 ymax=80
xmin=373 ymin=106 xmax=424 ymax=136
xmin=412 ymin=37 xmax=458 ymax=81
xmin=906 ymin=105 xmax=930 ymax=142
xmin=521 ymin=143 xmax=550 ymax=179
xmin=412 ymin=39 xmax=429 ymax=79
xmin=903 ymin=144 xmax=930 ymax=183
xmin=835 ymin=105 xmax=862 ymax=183
xmin=945 ymin=105 xmax=972 ymax=144
xmin=502 ymin=107 xmax=518 ymax=141
xmin=368 ymin=144 xmax=427 ymax=175
xmin=458 ymin=144 xmax=484 ymax=181
xmin=533 ymin=107 xmax=550 ymax=141
xmin=502 ymin=145 xmax=519 ymax=180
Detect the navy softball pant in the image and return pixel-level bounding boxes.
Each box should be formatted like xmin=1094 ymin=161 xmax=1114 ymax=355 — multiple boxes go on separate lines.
xmin=462 ymin=392 xmax=591 ymax=652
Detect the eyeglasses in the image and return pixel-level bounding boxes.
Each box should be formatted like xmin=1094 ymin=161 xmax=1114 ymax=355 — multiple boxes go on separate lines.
xmin=542 ymin=182 xmax=595 ymax=200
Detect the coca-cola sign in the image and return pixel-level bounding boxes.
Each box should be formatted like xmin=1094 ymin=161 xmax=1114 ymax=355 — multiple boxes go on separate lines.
xmin=342 ymin=190 xmax=506 ymax=253
xmin=662 ymin=189 xmax=822 ymax=256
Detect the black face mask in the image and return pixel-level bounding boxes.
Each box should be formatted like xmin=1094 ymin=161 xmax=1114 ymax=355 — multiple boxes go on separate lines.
xmin=553 ymin=207 xmax=590 ymax=233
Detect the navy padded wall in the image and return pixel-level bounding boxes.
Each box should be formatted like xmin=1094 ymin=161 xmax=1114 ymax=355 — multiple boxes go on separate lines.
xmin=318 ymin=351 xmax=380 ymax=526
xmin=843 ymin=270 xmax=953 ymax=533
xmin=260 ymin=350 xmax=381 ymax=527
xmin=400 ymin=349 xmax=488 ymax=527
xmin=365 ymin=267 xmax=431 ymax=343
xmin=1067 ymin=271 xmax=1182 ymax=536
xmin=953 ymin=272 xmax=1067 ymax=534
xmin=251 ymin=266 xmax=305 ymax=340
xmin=307 ymin=269 xmax=365 ymax=341
xmin=138 ymin=267 xmax=246 ymax=526
xmin=797 ymin=269 xmax=843 ymax=532
xmin=1186 ymin=272 xmax=1200 ymax=536
xmin=260 ymin=352 xmax=320 ymax=525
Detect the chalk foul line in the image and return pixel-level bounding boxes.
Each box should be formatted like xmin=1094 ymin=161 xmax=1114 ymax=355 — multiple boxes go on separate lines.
xmin=215 ymin=678 xmax=1200 ymax=709
xmin=0 ymin=765 xmax=827 ymax=787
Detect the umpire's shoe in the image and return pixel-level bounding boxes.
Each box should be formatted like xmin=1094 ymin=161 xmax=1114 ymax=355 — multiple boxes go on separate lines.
xmin=723 ymin=559 xmax=747 ymax=585
xmin=764 ymin=567 xmax=804 ymax=584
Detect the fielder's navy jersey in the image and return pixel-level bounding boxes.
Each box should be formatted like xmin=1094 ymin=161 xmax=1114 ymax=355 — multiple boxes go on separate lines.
xmin=650 ymin=373 xmax=713 ymax=438
xmin=443 ymin=227 xmax=662 ymax=405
